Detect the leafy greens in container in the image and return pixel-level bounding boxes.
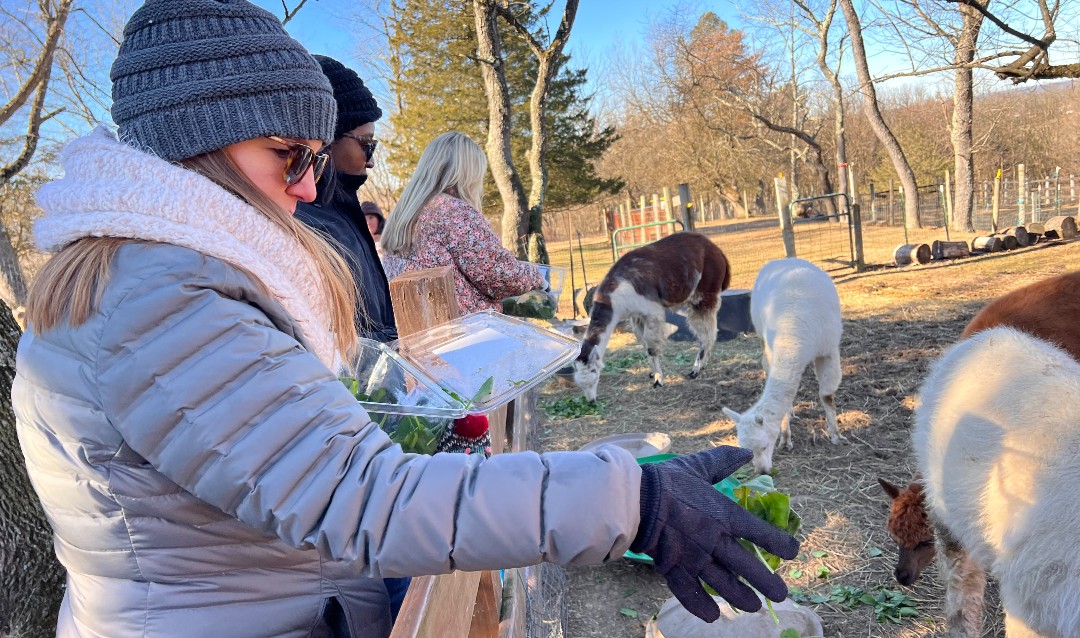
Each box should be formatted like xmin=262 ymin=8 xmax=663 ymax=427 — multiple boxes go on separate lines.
xmin=341 ymin=311 xmax=579 ymax=454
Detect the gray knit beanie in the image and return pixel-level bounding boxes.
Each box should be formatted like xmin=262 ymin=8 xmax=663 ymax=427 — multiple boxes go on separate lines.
xmin=110 ymin=0 xmax=337 ymax=162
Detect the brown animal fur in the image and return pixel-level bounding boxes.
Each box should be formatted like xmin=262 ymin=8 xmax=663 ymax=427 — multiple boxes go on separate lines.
xmin=881 ymin=272 xmax=1080 ymax=636
xmin=878 ymin=478 xmax=937 ymax=586
xmin=961 ymin=270 xmax=1080 ymax=361
xmin=574 ymin=232 xmax=731 ymax=399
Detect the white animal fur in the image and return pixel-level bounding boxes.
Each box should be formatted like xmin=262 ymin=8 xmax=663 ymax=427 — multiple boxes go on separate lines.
xmin=914 ymin=326 xmax=1080 ymax=638
xmin=723 ymin=258 xmax=843 ymax=475
xmin=573 ymin=280 xmax=690 ymax=401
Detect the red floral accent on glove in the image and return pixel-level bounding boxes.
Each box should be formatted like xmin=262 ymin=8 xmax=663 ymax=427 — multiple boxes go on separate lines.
xmin=452 ymin=414 xmax=489 ymax=438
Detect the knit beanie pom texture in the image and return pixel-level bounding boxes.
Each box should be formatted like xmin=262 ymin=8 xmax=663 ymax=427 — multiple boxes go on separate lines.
xmin=111 ymin=0 xmax=337 ymax=162
xmin=313 ymin=55 xmax=383 ymax=138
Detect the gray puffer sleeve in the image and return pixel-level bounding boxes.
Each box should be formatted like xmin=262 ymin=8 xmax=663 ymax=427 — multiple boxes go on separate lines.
xmin=94 ymin=258 xmax=641 ymax=577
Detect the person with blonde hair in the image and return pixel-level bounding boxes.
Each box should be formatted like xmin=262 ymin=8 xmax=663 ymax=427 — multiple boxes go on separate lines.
xmin=14 ymin=2 xmax=798 ymax=636
xmin=381 ymin=132 xmax=548 ymax=313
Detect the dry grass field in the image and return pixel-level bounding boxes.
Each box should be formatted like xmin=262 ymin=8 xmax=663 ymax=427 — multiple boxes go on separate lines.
xmin=536 ymin=238 xmax=1080 ymax=637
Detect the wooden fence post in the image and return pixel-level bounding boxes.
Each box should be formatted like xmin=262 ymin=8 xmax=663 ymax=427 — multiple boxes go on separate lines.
xmin=387 ymin=267 xmax=502 ymax=638
xmin=992 ymin=170 xmax=1002 ymax=232
xmin=1017 ymin=163 xmax=1026 ymax=226
xmin=774 ymin=176 xmax=796 ymax=258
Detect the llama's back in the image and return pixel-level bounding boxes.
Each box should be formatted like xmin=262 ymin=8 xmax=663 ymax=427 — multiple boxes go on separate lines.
xmin=962 ymin=270 xmax=1080 ymax=363
xmin=915 ymin=326 xmax=1080 ymax=635
xmin=751 ymin=258 xmax=841 ymax=363
xmin=597 ymin=232 xmax=728 ymax=306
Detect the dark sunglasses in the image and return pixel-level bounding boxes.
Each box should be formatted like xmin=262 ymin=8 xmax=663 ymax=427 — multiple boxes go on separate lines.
xmin=341 ymin=133 xmax=378 ymax=161
xmin=267 ymin=136 xmax=329 ymax=185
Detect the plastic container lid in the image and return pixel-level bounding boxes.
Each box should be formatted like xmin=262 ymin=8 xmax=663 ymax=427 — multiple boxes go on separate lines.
xmin=348 ymin=311 xmax=580 ymax=418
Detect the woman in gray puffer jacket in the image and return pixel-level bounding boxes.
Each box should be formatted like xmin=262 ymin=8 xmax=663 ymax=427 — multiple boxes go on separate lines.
xmin=13 ymin=2 xmax=798 ymax=637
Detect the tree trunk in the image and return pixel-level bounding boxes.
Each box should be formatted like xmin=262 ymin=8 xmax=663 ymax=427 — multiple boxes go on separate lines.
xmin=525 ymin=54 xmax=555 ymax=264
xmin=0 ymin=221 xmax=27 ymax=313
xmin=0 ymin=302 xmax=65 ymax=637
xmin=950 ymin=4 xmax=984 ymax=232
xmin=472 ymin=0 xmax=531 ymax=257
xmin=838 ymin=0 xmax=922 ymax=228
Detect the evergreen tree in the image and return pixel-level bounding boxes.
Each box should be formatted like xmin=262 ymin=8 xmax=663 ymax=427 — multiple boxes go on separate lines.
xmin=385 ymin=0 xmax=618 ymax=219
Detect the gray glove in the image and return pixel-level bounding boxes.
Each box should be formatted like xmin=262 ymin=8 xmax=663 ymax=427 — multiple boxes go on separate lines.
xmin=631 ymin=446 xmax=800 ymax=622
xmin=542 ymin=285 xmax=559 ymax=310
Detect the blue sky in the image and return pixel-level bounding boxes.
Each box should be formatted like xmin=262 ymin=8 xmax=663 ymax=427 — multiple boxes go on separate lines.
xmin=251 ymin=0 xmax=749 ymax=102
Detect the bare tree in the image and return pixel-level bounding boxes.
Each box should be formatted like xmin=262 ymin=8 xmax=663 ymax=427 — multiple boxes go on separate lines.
xmin=867 ymin=0 xmax=987 ymax=230
xmin=946 ymin=0 xmax=1080 ymax=81
xmin=669 ymin=13 xmax=839 ymax=211
xmin=0 ymin=0 xmax=73 ymax=312
xmin=791 ymin=0 xmax=851 ymax=200
xmin=838 ymin=0 xmax=923 ymax=227
xmin=494 ymin=0 xmax=578 ymax=262
xmin=471 ymin=0 xmax=533 ymax=257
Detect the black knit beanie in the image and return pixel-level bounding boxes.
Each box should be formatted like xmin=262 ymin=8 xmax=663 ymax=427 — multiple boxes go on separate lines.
xmin=313 ymin=55 xmax=383 ymax=139
xmin=110 ymin=0 xmax=336 ymax=162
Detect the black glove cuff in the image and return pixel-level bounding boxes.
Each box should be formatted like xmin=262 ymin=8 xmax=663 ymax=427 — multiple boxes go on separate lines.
xmin=631 ymin=462 xmax=662 ymax=554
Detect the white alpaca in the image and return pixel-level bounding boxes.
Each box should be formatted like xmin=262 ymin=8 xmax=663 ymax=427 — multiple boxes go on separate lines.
xmin=723 ymin=258 xmax=844 ymax=475
xmin=914 ymin=326 xmax=1080 ymax=638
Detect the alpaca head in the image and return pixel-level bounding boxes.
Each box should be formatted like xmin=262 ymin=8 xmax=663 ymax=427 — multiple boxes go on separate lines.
xmin=573 ymin=349 xmax=602 ymax=402
xmin=879 ymin=477 xmax=935 ymax=586
xmin=723 ymin=406 xmax=777 ymax=475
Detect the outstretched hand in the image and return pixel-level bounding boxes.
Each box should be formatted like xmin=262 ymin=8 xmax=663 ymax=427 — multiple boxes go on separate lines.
xmin=631 ymin=446 xmax=800 ymax=622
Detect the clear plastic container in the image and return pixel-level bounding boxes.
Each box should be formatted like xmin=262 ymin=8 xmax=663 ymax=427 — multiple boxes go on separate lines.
xmin=343 ymin=311 xmax=580 ymax=421
xmin=536 ymin=264 xmax=568 ymax=301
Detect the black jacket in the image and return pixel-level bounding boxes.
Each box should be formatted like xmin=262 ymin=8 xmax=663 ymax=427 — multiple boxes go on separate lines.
xmin=296 ymin=172 xmax=398 ymax=343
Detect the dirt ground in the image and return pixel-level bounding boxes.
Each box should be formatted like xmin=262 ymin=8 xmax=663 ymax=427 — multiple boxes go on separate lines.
xmin=536 ymin=240 xmax=1080 ymax=638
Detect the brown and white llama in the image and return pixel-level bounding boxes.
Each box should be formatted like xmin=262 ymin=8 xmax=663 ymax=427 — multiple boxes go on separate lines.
xmin=572 ymin=232 xmax=730 ymax=401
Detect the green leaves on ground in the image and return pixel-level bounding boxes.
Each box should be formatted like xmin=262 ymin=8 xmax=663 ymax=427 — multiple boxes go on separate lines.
xmin=792 ymin=584 xmax=918 ymax=624
xmin=542 ymin=395 xmax=607 ymax=419
xmin=604 ymin=351 xmax=647 ymax=371
xmin=619 ymin=607 xmax=638 ymax=619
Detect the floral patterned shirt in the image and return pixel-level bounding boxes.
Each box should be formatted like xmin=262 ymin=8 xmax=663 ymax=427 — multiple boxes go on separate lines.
xmin=383 ymin=193 xmax=545 ymax=314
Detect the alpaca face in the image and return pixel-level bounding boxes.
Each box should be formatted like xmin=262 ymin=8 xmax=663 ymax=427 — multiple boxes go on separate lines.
xmin=723 ymin=407 xmax=777 ymax=475
xmin=879 ymin=478 xmax=936 ymax=586
xmin=573 ymin=353 xmax=602 ymax=402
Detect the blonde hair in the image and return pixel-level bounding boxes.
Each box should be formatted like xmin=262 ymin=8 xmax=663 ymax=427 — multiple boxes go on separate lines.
xmin=381 ymin=132 xmax=487 ymax=255
xmin=26 ymin=149 xmax=360 ymax=361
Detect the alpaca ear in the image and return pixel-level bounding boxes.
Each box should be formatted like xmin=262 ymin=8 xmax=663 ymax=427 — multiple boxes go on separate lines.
xmin=721 ymin=407 xmax=741 ymax=422
xmin=878 ymin=477 xmax=901 ymax=500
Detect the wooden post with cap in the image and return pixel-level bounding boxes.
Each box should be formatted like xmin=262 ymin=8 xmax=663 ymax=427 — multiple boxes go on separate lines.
xmin=386 ymin=266 xmax=507 ymax=637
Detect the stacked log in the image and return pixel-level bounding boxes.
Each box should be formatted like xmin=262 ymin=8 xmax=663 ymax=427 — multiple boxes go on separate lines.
xmin=972 ymin=236 xmax=1004 ymax=253
xmin=996 ymin=226 xmax=1030 ymax=248
xmin=1044 ymin=216 xmax=1077 ymax=240
xmin=998 ymin=234 xmax=1020 ymax=251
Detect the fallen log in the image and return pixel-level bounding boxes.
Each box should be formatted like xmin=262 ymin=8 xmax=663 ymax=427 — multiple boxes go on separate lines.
xmin=932 ymin=240 xmax=970 ymax=260
xmin=894 ymin=243 xmax=931 ymax=266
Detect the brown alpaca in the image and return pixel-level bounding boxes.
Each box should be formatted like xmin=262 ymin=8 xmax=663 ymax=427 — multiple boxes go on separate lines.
xmin=886 ymin=269 xmax=1080 ymax=576
xmin=961 ymin=270 xmax=1080 ymax=360
xmin=880 ymin=271 xmax=1080 ymax=637
xmin=877 ymin=478 xmax=936 ymax=586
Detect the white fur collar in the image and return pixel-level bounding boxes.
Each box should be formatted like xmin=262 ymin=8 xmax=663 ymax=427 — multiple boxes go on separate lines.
xmin=34 ymin=126 xmax=337 ymax=368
